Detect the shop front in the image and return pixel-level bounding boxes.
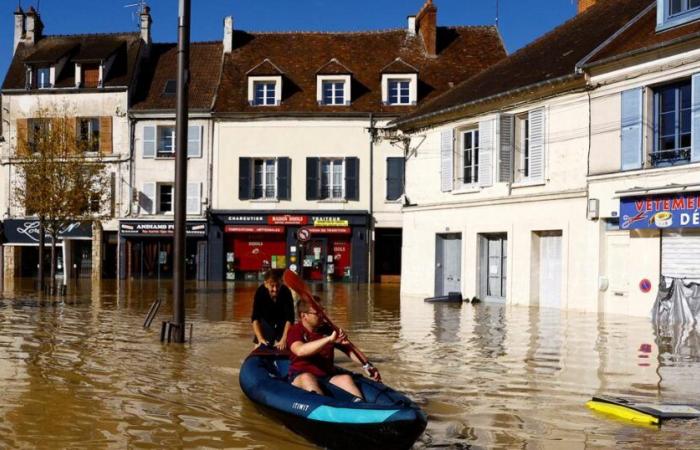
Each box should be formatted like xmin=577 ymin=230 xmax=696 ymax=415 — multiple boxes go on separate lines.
xmin=1 ymin=219 xmax=93 ymax=280
xmin=620 ymin=191 xmax=700 ymax=283
xmin=118 ymin=220 xmax=207 ymax=280
xmin=208 ymin=211 xmax=368 ymax=283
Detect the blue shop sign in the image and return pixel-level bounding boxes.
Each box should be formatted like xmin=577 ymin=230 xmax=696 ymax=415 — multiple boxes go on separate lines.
xmin=620 ymin=192 xmax=700 ymax=230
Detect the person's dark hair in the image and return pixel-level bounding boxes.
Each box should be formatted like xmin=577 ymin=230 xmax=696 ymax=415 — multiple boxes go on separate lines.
xmin=263 ymin=269 xmax=282 ymax=283
xmin=296 ymin=299 xmax=314 ymax=317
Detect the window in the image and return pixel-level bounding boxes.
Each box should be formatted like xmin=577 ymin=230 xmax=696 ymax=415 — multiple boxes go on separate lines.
xmin=163 ymin=80 xmax=177 ymax=96
xmin=321 ymin=158 xmax=344 ymax=200
xmin=82 ymin=64 xmax=100 ymax=88
xmin=157 ymin=126 xmax=175 ymax=157
xmin=515 ymin=114 xmax=530 ymax=180
xmin=253 ymin=159 xmax=277 ymax=199
xmin=158 ymin=184 xmax=174 ymax=214
xmin=254 ymin=81 xmax=277 ymax=106
xmin=322 ymin=81 xmax=346 ymax=105
xmin=28 ymin=118 xmax=51 ymax=153
xmin=386 ymin=157 xmax=405 ymax=201
xmin=670 ymin=0 xmax=700 ymax=16
xmin=653 ymin=81 xmax=691 ymax=166
xmin=78 ymin=118 xmax=100 ymax=152
xmin=461 ymin=129 xmax=479 ymax=185
xmin=36 ymin=67 xmax=51 ymax=89
xmin=388 ymin=79 xmax=411 ymax=105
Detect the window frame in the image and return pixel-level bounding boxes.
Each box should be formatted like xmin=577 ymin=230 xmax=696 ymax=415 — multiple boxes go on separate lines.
xmin=156 ymin=126 xmax=176 ymax=157
xmin=460 ymin=129 xmax=480 ymax=186
xmin=317 ymin=75 xmax=351 ymax=106
xmin=27 ymin=118 xmax=52 ymax=153
xmin=78 ymin=117 xmax=101 ymax=153
xmin=320 ymin=158 xmax=345 ymax=200
xmin=652 ymin=80 xmax=692 ymax=167
xmin=157 ymin=183 xmax=174 ymax=214
xmin=381 ymin=73 xmax=418 ymax=106
xmin=36 ymin=67 xmax=51 ymax=89
xmin=252 ymin=158 xmax=278 ymax=200
xmin=658 ymin=0 xmax=700 ymax=31
xmin=515 ymin=114 xmax=531 ymax=181
xmin=247 ymin=76 xmax=283 ymax=106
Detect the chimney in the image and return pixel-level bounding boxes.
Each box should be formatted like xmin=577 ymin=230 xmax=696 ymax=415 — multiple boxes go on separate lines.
xmin=24 ymin=6 xmax=43 ymax=47
xmin=416 ymin=0 xmax=437 ymax=57
xmin=223 ymin=16 xmax=234 ymax=54
xmin=578 ymin=0 xmax=597 ymax=14
xmin=407 ymin=15 xmax=417 ymax=36
xmin=140 ymin=5 xmax=152 ymax=46
xmin=13 ymin=6 xmax=25 ymax=54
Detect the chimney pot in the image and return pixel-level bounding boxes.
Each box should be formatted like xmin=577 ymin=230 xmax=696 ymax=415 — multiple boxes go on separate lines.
xmin=13 ymin=7 xmax=25 ymax=54
xmin=223 ymin=16 xmax=234 ymax=54
xmin=407 ymin=16 xmax=417 ymax=36
xmin=578 ymin=0 xmax=597 ymax=14
xmin=140 ymin=5 xmax=152 ymax=46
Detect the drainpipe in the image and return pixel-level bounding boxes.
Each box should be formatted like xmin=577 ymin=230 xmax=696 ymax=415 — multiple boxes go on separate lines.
xmin=367 ymin=113 xmax=375 ymax=284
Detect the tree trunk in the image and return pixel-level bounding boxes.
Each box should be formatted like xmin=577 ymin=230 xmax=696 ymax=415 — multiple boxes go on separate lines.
xmin=50 ymin=232 xmax=57 ymax=294
xmin=38 ymin=218 xmax=45 ymax=291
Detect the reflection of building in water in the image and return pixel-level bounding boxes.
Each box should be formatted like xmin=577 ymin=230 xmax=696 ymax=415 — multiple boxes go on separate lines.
xmin=471 ymin=304 xmax=506 ymax=358
xmin=432 ymin=303 xmax=462 ymax=344
xmin=655 ymin=323 xmax=700 ymax=400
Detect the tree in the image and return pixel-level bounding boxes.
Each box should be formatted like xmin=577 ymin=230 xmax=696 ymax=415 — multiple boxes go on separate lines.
xmin=13 ymin=108 xmax=111 ymax=292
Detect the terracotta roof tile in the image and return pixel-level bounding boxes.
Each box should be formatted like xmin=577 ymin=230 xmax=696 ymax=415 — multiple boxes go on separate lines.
xmin=395 ymin=0 xmax=654 ymax=129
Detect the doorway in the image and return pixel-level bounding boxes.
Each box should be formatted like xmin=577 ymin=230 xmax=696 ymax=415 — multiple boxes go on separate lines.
xmin=435 ymin=233 xmax=462 ymax=296
xmin=531 ymin=231 xmax=563 ymax=308
xmin=479 ymin=233 xmax=507 ymax=302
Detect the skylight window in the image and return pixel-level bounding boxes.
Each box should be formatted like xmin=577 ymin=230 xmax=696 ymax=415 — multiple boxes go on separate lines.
xmin=163 ymin=80 xmax=177 ymax=96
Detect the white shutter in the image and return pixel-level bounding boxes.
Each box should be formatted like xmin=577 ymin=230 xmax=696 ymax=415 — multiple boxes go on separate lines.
xmin=440 ymin=130 xmax=454 ymax=192
xmin=528 ymin=108 xmax=545 ymax=181
xmin=140 ymin=182 xmax=156 ymax=215
xmin=187 ymin=125 xmax=202 ymax=158
xmin=620 ymin=88 xmax=643 ymax=170
xmin=499 ymin=115 xmax=514 ymax=183
xmin=186 ymin=182 xmax=202 ymax=215
xmin=478 ymin=119 xmax=494 ymax=187
xmin=691 ymin=74 xmax=700 ymax=163
xmin=143 ymin=126 xmax=156 ymax=158
xmin=662 ymin=232 xmax=700 ymax=282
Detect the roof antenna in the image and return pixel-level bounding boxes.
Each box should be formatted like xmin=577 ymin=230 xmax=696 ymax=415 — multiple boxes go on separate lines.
xmin=495 ymin=0 xmax=499 ymax=28
xmin=124 ymin=0 xmax=146 ymax=29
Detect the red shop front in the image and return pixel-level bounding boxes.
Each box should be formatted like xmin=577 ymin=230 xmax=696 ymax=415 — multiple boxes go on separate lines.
xmin=301 ymin=227 xmax=352 ymax=281
xmin=225 ymin=225 xmax=287 ymax=280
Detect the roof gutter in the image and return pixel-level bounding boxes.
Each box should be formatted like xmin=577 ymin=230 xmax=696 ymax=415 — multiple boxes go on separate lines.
xmin=392 ymin=72 xmax=581 ymax=130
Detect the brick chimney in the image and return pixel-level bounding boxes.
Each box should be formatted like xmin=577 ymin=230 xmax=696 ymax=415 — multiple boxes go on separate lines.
xmin=223 ymin=16 xmax=234 ymax=54
xmin=416 ymin=0 xmax=437 ymax=57
xmin=578 ymin=0 xmax=597 ymax=14
xmin=140 ymin=5 xmax=152 ymax=46
xmin=13 ymin=6 xmax=25 ymax=54
xmin=23 ymin=6 xmax=43 ymax=47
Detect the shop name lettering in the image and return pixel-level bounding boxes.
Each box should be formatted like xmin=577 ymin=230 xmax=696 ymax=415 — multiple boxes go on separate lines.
xmin=227 ymin=216 xmax=264 ymax=222
xmin=633 ymin=196 xmax=700 ymax=213
xmin=622 ymin=194 xmax=700 ymax=228
xmin=17 ymin=222 xmax=82 ymax=242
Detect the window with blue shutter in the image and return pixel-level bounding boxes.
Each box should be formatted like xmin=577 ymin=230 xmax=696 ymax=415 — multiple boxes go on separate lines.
xmin=621 ymin=88 xmax=644 ymax=171
xmin=239 ymin=157 xmax=252 ymax=200
xmin=306 ymin=157 xmax=320 ymax=200
xmin=653 ymin=81 xmax=691 ymax=167
xmin=386 ymin=157 xmax=404 ymax=200
xmin=277 ymin=157 xmax=291 ymax=200
xmin=344 ymin=157 xmax=359 ymax=201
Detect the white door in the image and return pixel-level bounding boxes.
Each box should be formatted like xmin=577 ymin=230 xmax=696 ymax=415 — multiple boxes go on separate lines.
xmin=539 ymin=232 xmax=562 ymax=308
xmin=435 ymin=233 xmax=462 ymax=296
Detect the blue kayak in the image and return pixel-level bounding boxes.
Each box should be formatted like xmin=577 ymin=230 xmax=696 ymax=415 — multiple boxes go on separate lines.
xmin=239 ymin=350 xmax=427 ymax=449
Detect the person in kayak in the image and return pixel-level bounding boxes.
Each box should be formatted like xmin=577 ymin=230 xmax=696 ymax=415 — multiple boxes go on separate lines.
xmin=287 ymin=299 xmax=370 ymax=400
xmin=251 ymin=270 xmax=295 ymax=350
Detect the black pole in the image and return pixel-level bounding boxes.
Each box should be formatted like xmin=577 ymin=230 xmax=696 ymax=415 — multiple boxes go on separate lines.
xmin=172 ymin=0 xmax=191 ymax=343
xmin=38 ymin=217 xmax=45 ymax=291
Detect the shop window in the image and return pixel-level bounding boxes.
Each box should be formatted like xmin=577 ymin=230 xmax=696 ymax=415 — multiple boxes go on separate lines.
xmin=653 ymin=80 xmax=692 ymax=166
xmin=460 ymin=129 xmax=479 ymax=186
xmin=78 ymin=118 xmax=100 ymax=152
xmin=158 ymin=184 xmax=174 ymax=214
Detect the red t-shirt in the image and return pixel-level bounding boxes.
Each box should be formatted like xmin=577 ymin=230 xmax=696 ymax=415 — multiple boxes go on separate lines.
xmin=286 ymin=323 xmax=336 ymax=377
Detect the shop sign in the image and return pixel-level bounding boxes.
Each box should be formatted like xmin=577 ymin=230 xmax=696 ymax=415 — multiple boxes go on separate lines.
xmin=224 ymin=215 xmax=266 ymax=224
xmin=308 ymin=227 xmax=352 ymax=235
xmin=225 ymin=225 xmax=284 ymax=234
xmin=3 ymin=219 xmax=92 ymax=244
xmin=268 ymin=215 xmax=308 ymax=225
xmin=620 ymin=192 xmax=700 ymax=230
xmin=313 ymin=218 xmax=349 ymax=227
xmin=119 ymin=221 xmax=207 ymax=237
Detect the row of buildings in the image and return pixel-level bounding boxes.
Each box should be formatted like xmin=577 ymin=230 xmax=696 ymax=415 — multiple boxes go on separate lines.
xmin=2 ymin=0 xmax=700 ymax=317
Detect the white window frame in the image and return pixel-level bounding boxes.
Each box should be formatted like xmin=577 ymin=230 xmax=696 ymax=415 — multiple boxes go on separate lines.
xmin=157 ymin=183 xmax=174 ymax=214
xmin=252 ymin=158 xmax=278 ymax=200
xmin=515 ymin=114 xmax=531 ymax=181
xmin=316 ymin=75 xmax=351 ymax=105
xmin=460 ymin=129 xmax=479 ymax=187
xmin=247 ymin=76 xmax=282 ymax=106
xmin=320 ymin=158 xmax=345 ymax=200
xmin=157 ymin=126 xmax=176 ymax=157
xmin=381 ymin=73 xmax=418 ymax=105
xmin=658 ymin=0 xmax=700 ymax=30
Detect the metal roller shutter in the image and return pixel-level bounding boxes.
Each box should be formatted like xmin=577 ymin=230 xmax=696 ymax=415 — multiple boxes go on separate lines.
xmin=662 ymin=231 xmax=700 ymax=282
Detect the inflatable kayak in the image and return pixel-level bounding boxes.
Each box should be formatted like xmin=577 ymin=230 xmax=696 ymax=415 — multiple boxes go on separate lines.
xmin=239 ymin=350 xmax=427 ymax=449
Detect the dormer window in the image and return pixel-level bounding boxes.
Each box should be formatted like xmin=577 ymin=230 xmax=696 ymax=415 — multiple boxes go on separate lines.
xmin=82 ymin=64 xmax=100 ymax=88
xmin=381 ymin=74 xmax=418 ymax=106
xmin=658 ymin=0 xmax=700 ymax=30
xmin=247 ymin=76 xmax=282 ymax=106
xmin=316 ymin=75 xmax=351 ymax=106
xmin=36 ymin=67 xmax=51 ymax=89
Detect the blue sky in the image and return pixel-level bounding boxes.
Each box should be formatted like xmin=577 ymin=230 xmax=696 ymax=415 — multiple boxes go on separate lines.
xmin=1 ymin=0 xmax=577 ymax=83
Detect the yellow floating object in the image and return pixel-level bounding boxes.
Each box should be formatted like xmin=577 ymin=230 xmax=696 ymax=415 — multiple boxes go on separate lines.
xmin=586 ymin=400 xmax=659 ymax=425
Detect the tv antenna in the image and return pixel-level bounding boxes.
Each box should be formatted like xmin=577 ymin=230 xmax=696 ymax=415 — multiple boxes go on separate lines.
xmin=124 ymin=0 xmax=147 ymax=29
xmin=495 ymin=0 xmax=499 ymax=28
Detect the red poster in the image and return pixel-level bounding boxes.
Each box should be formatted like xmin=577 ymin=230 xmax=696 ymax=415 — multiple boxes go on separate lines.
xmin=329 ymin=238 xmax=351 ymax=277
xmin=232 ymin=234 xmax=286 ymax=271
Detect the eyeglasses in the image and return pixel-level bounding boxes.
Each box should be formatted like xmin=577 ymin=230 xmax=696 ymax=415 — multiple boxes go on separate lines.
xmin=304 ymin=311 xmax=319 ymax=316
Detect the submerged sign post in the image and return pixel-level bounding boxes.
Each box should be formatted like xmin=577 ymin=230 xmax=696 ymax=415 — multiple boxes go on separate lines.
xmin=620 ymin=192 xmax=700 ymax=230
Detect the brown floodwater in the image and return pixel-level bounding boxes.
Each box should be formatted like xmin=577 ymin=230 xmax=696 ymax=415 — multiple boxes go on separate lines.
xmin=0 ymin=278 xmax=699 ymax=449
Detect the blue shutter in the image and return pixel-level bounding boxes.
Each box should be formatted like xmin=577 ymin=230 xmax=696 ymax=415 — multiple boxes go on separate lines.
xmin=386 ymin=157 xmax=404 ymax=201
xmin=239 ymin=157 xmax=251 ymax=200
xmin=306 ymin=158 xmax=320 ymax=200
xmin=277 ymin=157 xmax=291 ymax=200
xmin=344 ymin=157 xmax=359 ymax=201
xmin=621 ymin=88 xmax=644 ymax=170
xmin=691 ymin=74 xmax=700 ymax=163
xmin=187 ymin=125 xmax=202 ymax=158
xmin=143 ymin=126 xmax=155 ymax=158
xmin=440 ymin=130 xmax=453 ymax=192
xmin=478 ymin=119 xmax=494 ymax=187
xmin=528 ymin=108 xmax=545 ymax=181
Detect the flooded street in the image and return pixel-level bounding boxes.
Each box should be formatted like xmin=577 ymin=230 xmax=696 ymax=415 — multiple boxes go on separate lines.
xmin=0 ymin=279 xmax=699 ymax=449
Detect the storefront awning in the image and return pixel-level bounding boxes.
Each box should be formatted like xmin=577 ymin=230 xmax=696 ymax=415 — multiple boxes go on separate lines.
xmin=614 ymin=183 xmax=700 ymax=198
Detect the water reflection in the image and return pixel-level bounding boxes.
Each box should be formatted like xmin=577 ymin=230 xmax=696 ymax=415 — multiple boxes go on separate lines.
xmin=0 ymin=280 xmax=699 ymax=448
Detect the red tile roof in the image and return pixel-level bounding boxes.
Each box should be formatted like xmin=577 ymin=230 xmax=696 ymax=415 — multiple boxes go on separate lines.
xmin=213 ymin=26 xmax=506 ymax=115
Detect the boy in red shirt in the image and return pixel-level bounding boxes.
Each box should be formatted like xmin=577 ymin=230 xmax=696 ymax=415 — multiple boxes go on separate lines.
xmin=286 ymin=299 xmax=366 ymax=400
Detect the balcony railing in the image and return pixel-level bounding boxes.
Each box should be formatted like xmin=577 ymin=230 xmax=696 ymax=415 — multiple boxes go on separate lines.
xmin=650 ymin=147 xmax=691 ymax=167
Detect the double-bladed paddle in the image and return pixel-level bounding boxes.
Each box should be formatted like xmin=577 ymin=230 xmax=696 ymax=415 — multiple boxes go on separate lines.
xmin=282 ymin=269 xmax=382 ymax=382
